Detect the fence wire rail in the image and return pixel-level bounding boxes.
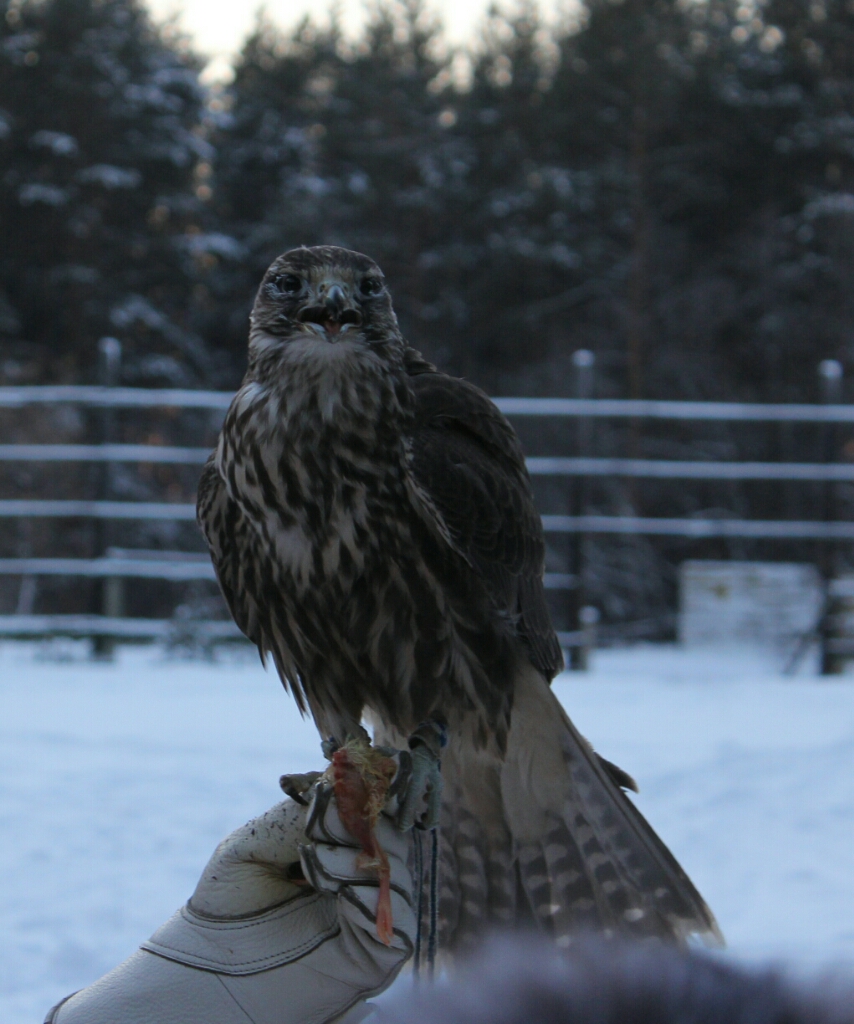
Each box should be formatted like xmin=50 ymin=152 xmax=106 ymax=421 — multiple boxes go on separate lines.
xmin=2 ymin=502 xmax=852 ymax=539
xmin=0 ymin=444 xmax=210 ymax=464
xmin=0 ymin=614 xmax=241 ymax=641
xmin=527 ymin=457 xmax=854 ymax=481
xmin=5 ymin=446 xmax=854 ymax=482
xmin=541 ymin=516 xmax=854 ymax=540
xmin=0 ymin=557 xmax=216 ymax=580
xmin=0 ymin=386 xmax=233 ymax=409
xmin=5 ymin=385 xmax=854 ymax=422
xmin=0 ymin=500 xmax=197 ymax=519
xmin=496 ymin=397 xmax=854 ymax=422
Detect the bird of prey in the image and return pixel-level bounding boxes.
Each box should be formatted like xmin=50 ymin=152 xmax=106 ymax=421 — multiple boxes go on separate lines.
xmin=197 ymin=244 xmax=721 ymax=953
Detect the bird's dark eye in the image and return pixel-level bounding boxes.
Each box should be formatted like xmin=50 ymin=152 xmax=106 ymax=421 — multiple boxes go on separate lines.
xmin=269 ymin=273 xmax=304 ymax=295
xmin=359 ymin=277 xmax=383 ymax=297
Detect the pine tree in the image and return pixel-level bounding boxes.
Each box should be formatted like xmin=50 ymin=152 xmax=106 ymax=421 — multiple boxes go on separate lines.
xmin=0 ymin=0 xmax=210 ymax=386
xmin=423 ymin=2 xmax=575 ymax=386
xmin=209 ymin=1 xmax=453 ymax=378
xmin=664 ymin=0 xmax=854 ymax=402
xmin=540 ymin=0 xmax=696 ymax=400
xmin=205 ymin=13 xmax=348 ymax=375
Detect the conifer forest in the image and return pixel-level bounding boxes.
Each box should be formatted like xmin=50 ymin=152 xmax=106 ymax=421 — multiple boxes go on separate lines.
xmin=2 ymin=0 xmax=854 ymax=629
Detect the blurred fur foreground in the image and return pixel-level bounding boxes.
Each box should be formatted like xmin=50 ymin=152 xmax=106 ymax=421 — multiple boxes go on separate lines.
xmin=388 ymin=939 xmax=853 ymax=1024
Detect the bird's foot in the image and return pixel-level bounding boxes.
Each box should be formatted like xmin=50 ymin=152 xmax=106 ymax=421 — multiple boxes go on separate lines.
xmin=320 ymin=724 xmax=371 ymax=763
xmin=320 ymin=736 xmax=340 ymax=761
xmin=391 ymin=720 xmax=446 ymax=832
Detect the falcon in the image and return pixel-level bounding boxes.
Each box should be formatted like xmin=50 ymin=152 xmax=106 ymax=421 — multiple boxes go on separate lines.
xmin=197 ymin=245 xmax=721 ymax=952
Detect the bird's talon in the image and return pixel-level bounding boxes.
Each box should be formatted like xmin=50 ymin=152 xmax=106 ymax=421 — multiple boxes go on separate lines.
xmin=396 ymin=729 xmax=443 ymax=831
xmin=321 ymin=736 xmax=340 ymax=761
xmin=408 ymin=720 xmax=447 ymax=758
xmin=279 ymin=771 xmax=323 ymax=804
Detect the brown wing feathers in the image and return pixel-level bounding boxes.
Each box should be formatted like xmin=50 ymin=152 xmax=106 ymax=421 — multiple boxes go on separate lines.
xmin=408 ymin=369 xmax=564 ymax=680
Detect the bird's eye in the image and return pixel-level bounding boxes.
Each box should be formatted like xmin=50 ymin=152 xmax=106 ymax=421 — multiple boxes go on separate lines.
xmin=270 ymin=273 xmax=304 ymax=295
xmin=359 ymin=277 xmax=383 ymax=297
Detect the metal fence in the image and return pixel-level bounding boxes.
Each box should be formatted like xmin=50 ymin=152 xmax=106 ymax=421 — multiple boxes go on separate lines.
xmin=1 ymin=366 xmax=852 ymax=659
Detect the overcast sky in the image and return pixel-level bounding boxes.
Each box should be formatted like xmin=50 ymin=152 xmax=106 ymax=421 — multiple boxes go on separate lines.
xmin=145 ymin=0 xmax=562 ymax=79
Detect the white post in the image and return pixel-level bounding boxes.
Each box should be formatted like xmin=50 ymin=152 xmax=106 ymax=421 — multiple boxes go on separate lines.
xmin=577 ymin=605 xmax=600 ymax=671
xmin=94 ymin=338 xmax=123 ymax=658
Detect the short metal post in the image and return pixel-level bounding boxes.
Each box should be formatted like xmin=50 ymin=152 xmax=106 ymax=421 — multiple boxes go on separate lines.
xmin=93 ymin=338 xmax=122 ymax=658
xmin=567 ymin=350 xmax=594 ymax=670
xmin=100 ymin=336 xmax=122 ymax=387
xmin=818 ymin=360 xmax=843 ymax=675
xmin=577 ymin=605 xmax=600 ymax=671
xmin=104 ymin=576 xmax=125 ymax=619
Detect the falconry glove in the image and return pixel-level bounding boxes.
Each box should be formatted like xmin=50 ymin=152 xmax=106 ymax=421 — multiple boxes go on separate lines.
xmin=45 ymin=780 xmax=415 ymax=1024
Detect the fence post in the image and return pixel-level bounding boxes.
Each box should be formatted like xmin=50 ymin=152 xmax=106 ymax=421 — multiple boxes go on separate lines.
xmin=818 ymin=359 xmax=844 ymax=675
xmin=93 ymin=338 xmax=123 ymax=658
xmin=567 ymin=349 xmax=594 ymax=670
xmin=577 ymin=605 xmax=600 ymax=671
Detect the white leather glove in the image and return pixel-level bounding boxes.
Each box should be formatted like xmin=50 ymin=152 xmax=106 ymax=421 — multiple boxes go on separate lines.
xmin=45 ymin=777 xmax=415 ymax=1024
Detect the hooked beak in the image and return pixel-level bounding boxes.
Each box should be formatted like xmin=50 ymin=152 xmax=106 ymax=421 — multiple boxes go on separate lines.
xmin=298 ymin=281 xmax=362 ymax=338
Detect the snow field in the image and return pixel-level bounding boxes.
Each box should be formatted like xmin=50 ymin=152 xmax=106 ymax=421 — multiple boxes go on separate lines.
xmin=2 ymin=641 xmax=853 ymax=1022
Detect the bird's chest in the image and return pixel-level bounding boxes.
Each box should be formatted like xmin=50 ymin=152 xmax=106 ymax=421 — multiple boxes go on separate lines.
xmin=271 ymin=448 xmax=413 ymax=594
xmin=222 ymin=403 xmax=416 ymax=596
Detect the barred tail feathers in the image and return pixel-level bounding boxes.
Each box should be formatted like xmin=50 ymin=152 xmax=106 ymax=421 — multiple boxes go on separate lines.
xmin=437 ymin=663 xmax=722 ymax=953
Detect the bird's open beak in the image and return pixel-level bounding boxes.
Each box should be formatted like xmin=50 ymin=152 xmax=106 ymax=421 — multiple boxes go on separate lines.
xmin=298 ymin=281 xmax=362 ymax=339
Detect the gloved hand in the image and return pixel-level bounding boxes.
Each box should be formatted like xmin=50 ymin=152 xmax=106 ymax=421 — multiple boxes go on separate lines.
xmin=46 ymin=775 xmax=415 ymax=1024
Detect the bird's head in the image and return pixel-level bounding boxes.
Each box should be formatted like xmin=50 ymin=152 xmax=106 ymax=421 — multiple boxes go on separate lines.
xmin=248 ymin=246 xmax=402 ymax=363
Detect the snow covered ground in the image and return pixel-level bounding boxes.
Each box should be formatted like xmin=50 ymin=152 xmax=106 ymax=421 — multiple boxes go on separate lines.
xmin=3 ymin=640 xmax=854 ymax=1022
